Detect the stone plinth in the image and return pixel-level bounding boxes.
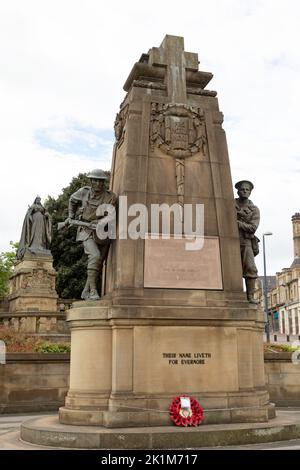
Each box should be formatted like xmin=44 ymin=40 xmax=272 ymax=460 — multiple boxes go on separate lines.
xmin=7 ymin=253 xmax=59 ymax=333
xmin=21 ymin=410 xmax=300 ymax=449
xmin=59 ymin=301 xmax=273 ymax=427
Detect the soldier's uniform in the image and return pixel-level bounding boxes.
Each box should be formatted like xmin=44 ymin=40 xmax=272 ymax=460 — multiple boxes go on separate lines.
xmin=68 ymin=169 xmax=117 ymax=300
xmin=235 ymin=179 xmax=260 ymax=304
xmin=235 ymin=198 xmax=260 ymax=279
xmin=69 ymin=186 xmax=117 ymax=271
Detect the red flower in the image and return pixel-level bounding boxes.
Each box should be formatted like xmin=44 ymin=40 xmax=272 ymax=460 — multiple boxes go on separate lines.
xmin=169 ymin=395 xmax=203 ymax=427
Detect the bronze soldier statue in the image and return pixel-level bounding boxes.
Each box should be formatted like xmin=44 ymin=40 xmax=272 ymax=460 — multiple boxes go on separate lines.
xmin=63 ymin=169 xmax=117 ymax=301
xmin=235 ymin=180 xmax=260 ymax=304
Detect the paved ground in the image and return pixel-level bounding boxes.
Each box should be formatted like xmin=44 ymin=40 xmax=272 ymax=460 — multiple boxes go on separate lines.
xmin=0 ymin=413 xmax=49 ymax=437
xmin=213 ymin=439 xmax=300 ymax=450
xmin=0 ymin=412 xmax=57 ymax=449
xmin=1 ymin=410 xmax=300 ymax=450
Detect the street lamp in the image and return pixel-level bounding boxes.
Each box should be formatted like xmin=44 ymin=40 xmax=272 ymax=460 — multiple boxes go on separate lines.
xmin=263 ymin=232 xmax=273 ymax=343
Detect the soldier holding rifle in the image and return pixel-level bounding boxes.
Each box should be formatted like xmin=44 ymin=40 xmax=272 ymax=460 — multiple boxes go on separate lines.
xmin=60 ymin=169 xmax=117 ymax=300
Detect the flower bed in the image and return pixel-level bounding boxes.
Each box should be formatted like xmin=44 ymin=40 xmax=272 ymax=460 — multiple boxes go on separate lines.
xmin=0 ymin=327 xmax=70 ymax=353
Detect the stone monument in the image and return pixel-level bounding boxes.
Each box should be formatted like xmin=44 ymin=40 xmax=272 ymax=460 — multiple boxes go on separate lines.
xmin=7 ymin=197 xmax=60 ymax=334
xmin=59 ymin=35 xmax=274 ymax=427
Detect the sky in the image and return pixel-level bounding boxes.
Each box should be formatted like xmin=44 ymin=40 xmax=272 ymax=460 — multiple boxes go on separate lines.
xmin=0 ymin=0 xmax=299 ymax=277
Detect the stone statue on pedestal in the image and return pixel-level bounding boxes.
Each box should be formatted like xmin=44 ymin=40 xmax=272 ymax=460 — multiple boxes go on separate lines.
xmin=235 ymin=180 xmax=260 ymax=304
xmin=10 ymin=196 xmax=58 ymax=334
xmin=17 ymin=196 xmax=52 ymax=260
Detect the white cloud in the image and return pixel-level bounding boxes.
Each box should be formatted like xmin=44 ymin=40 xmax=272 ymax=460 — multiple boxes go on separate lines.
xmin=0 ymin=0 xmax=299 ymax=277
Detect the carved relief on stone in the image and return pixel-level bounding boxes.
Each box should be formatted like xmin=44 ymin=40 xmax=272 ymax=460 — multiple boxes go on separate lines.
xmin=187 ymin=87 xmax=217 ymax=97
xmin=21 ymin=275 xmax=31 ymax=289
xmin=150 ymin=103 xmax=207 ymax=158
xmin=19 ymin=269 xmax=56 ymax=291
xmin=34 ymin=269 xmax=55 ymax=290
xmin=114 ymin=104 xmax=129 ymax=146
xmin=133 ymin=79 xmax=166 ymax=91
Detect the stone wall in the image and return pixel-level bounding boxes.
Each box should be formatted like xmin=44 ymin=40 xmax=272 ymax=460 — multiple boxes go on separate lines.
xmin=0 ymin=352 xmax=299 ymax=414
xmin=0 ymin=298 xmax=72 ymax=335
xmin=265 ymin=352 xmax=300 ymax=406
xmin=0 ymin=298 xmax=9 ymax=311
xmin=0 ymin=353 xmax=70 ymax=413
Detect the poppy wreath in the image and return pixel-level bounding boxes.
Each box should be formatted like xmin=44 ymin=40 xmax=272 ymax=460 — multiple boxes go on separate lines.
xmin=169 ymin=395 xmax=204 ymax=427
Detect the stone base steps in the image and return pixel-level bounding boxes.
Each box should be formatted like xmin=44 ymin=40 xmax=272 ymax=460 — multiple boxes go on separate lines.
xmin=19 ymin=410 xmax=300 ymax=449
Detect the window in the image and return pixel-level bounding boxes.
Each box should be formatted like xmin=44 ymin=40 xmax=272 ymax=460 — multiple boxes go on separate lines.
xmin=295 ymin=314 xmax=299 ymax=334
xmin=289 ymin=311 xmax=293 ymax=334
xmin=281 ymin=312 xmax=285 ymax=334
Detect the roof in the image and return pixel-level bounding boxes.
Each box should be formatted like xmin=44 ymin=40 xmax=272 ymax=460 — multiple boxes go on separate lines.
xmin=290 ymin=257 xmax=300 ymax=269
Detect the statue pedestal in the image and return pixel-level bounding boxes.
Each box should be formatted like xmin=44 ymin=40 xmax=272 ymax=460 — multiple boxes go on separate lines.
xmin=7 ymin=253 xmax=60 ymax=334
xmin=59 ymin=298 xmax=274 ymax=427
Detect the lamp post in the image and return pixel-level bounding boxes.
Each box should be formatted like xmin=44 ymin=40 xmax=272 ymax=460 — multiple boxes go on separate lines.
xmin=263 ymin=232 xmax=273 ymax=343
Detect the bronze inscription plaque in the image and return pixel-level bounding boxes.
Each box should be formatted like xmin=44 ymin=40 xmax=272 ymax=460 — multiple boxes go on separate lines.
xmin=144 ymin=236 xmax=223 ymax=289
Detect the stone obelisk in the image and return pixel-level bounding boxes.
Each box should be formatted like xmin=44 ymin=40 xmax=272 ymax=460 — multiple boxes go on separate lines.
xmin=59 ymin=35 xmax=274 ymax=427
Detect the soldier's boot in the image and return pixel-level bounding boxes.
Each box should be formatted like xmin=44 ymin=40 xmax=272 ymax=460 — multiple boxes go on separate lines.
xmin=87 ymin=269 xmax=100 ymax=301
xmin=81 ymin=279 xmax=90 ymax=300
xmin=245 ymin=278 xmax=259 ymax=304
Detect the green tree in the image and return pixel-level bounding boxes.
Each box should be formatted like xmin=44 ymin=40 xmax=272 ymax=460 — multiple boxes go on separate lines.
xmin=45 ymin=171 xmax=110 ymax=299
xmin=0 ymin=242 xmax=18 ymax=297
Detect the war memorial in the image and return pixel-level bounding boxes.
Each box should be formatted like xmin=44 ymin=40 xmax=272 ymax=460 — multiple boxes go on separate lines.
xmin=10 ymin=34 xmax=298 ymax=449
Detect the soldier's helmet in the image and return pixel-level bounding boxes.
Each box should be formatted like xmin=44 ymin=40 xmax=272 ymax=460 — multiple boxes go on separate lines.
xmin=235 ymin=180 xmax=254 ymax=191
xmin=87 ymin=169 xmax=108 ymax=180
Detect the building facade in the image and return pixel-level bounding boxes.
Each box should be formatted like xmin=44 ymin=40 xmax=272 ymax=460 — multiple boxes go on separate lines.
xmin=256 ymin=213 xmax=300 ymax=335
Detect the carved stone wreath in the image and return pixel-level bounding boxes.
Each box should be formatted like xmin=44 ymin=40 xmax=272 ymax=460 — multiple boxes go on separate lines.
xmin=150 ymin=103 xmax=207 ymax=158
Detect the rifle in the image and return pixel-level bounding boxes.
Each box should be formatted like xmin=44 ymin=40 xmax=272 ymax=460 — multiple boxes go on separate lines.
xmin=57 ymin=219 xmax=97 ymax=231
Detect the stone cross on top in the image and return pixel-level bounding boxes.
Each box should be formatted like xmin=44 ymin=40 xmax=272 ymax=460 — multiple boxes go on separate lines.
xmin=148 ymin=35 xmax=199 ymax=103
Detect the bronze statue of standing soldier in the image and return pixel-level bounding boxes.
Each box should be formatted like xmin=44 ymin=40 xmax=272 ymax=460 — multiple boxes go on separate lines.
xmin=235 ymin=180 xmax=260 ymax=304
xmin=61 ymin=169 xmax=117 ymax=301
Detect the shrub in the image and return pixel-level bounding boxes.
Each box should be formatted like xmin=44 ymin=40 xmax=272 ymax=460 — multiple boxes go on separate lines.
xmin=264 ymin=343 xmax=299 ymax=353
xmin=34 ymin=342 xmax=71 ymax=353
xmin=0 ymin=327 xmax=41 ymax=352
xmin=0 ymin=327 xmax=70 ymax=353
